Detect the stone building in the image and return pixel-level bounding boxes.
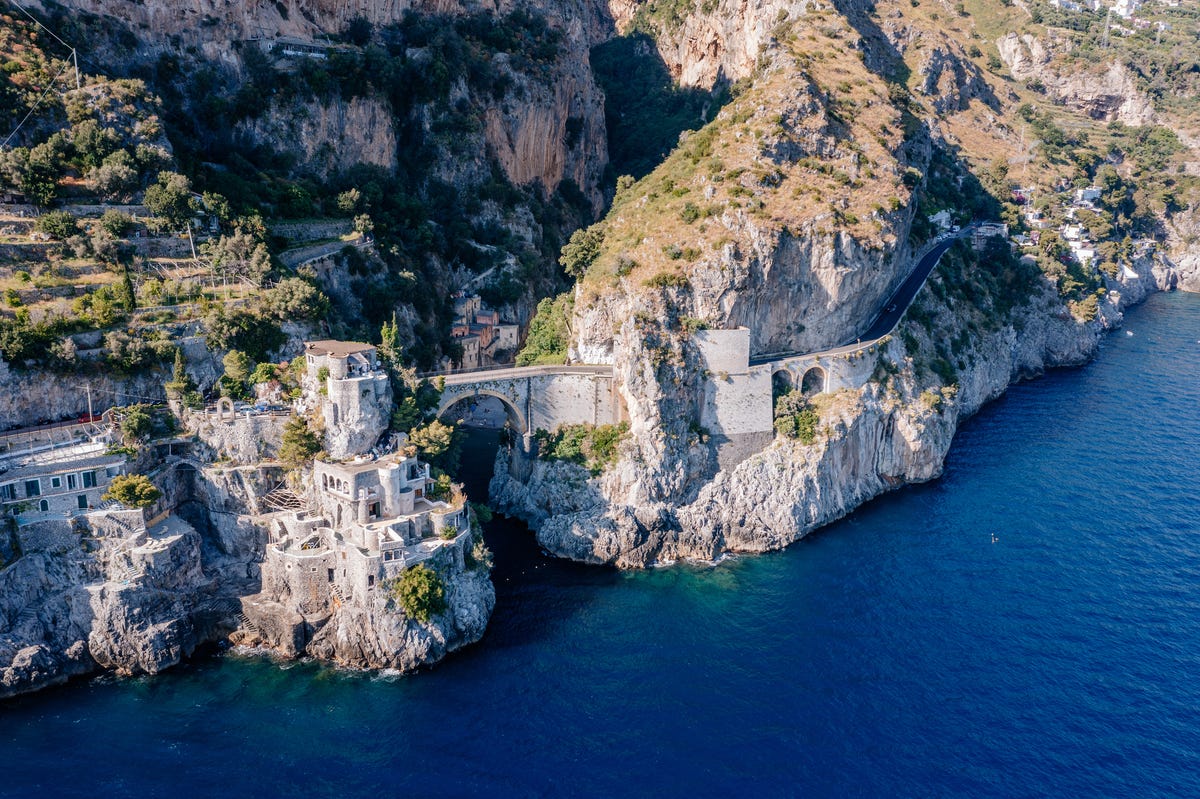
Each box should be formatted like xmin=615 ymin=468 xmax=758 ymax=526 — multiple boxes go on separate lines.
xmin=302 ymin=339 xmax=391 ymax=458
xmin=265 ymin=450 xmax=469 ymax=608
xmin=449 ymin=294 xmax=520 ymax=370
xmin=0 ymin=437 xmax=126 ymax=524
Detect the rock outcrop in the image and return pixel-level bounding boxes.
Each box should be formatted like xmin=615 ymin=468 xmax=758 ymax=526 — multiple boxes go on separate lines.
xmin=996 ymin=33 xmax=1156 ymax=125
xmin=0 ymin=481 xmax=253 ymax=699
xmin=497 ymin=242 xmax=1190 ymax=567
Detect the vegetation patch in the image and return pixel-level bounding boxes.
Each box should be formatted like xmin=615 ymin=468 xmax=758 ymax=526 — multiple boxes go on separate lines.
xmin=390 ymin=564 xmax=447 ymax=623
xmin=535 ymin=422 xmax=629 ymax=475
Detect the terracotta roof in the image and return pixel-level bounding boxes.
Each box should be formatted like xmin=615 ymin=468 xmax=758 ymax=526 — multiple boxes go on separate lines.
xmin=305 ymin=340 xmax=376 ymax=358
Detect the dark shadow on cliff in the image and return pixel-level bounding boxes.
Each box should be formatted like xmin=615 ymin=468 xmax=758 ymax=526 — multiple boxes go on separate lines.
xmin=591 ymin=33 xmax=732 ymax=188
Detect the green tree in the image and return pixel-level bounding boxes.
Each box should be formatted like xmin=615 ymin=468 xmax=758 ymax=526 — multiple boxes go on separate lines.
xmin=204 ymin=230 xmax=274 ymax=286
xmin=219 ymin=349 xmax=253 ymax=398
xmin=279 ymin=416 xmax=322 ymax=465
xmin=90 ymin=150 xmax=138 ymax=200
xmin=249 ymin=362 xmax=279 ymax=385
xmin=165 ymin=348 xmax=203 ymax=408
xmin=143 ymin=171 xmax=197 ymax=230
xmin=261 ymin=277 xmax=329 ymax=320
xmin=119 ymin=406 xmax=153 ymax=441
xmin=408 ymin=419 xmax=463 ymax=472
xmin=559 ymin=225 xmax=605 ymax=278
xmin=379 ymin=313 xmax=404 ymax=368
xmin=99 ymin=209 xmax=134 ymax=237
xmin=390 ymin=564 xmax=446 ymax=622
xmin=103 ymin=474 xmax=162 ymax=509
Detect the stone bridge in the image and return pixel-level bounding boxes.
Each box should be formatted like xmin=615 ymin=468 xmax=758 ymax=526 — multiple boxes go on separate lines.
xmin=689 ymin=329 xmax=891 ymax=468
xmin=436 ymin=364 xmax=622 ymax=438
xmin=433 ymin=227 xmax=991 ymax=470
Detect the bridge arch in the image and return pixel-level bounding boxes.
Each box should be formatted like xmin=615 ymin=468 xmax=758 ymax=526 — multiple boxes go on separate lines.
xmin=437 ymin=389 xmax=527 ymax=434
xmin=772 ymin=369 xmax=795 ymax=398
xmin=800 ymin=365 xmax=828 ymax=396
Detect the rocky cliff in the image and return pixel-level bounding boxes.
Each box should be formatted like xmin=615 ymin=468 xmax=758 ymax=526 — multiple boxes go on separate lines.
xmin=996 ymin=32 xmax=1156 ymax=126
xmin=489 ymin=0 xmax=1200 ymax=567
xmin=496 ymin=241 xmax=1194 ymax=567
xmin=0 ymin=461 xmax=265 ymax=698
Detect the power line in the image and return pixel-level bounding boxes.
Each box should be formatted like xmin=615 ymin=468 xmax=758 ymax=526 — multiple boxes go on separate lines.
xmin=0 ymin=0 xmax=81 ymax=151
xmin=8 ymin=0 xmax=72 ymax=50
xmin=0 ymin=57 xmax=75 ymax=150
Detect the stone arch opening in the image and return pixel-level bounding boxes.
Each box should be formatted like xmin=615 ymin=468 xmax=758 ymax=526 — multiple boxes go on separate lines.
xmin=772 ymin=369 xmax=795 ymax=399
xmin=437 ymin=390 xmax=526 ymax=435
xmin=216 ymin=396 xmax=235 ymax=421
xmin=801 ymin=365 xmax=827 ymax=396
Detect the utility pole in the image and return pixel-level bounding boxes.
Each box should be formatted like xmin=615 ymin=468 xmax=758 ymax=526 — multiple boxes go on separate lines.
xmin=72 ymin=48 xmax=80 ymax=89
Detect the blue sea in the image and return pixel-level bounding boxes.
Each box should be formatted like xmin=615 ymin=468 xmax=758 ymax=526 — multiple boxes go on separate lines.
xmin=2 ymin=292 xmax=1199 ymax=798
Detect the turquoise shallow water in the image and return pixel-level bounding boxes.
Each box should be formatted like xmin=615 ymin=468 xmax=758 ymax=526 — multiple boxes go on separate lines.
xmin=2 ymin=292 xmax=1199 ymax=798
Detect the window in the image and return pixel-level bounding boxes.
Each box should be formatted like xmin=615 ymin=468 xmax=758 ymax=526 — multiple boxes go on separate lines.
xmin=50 ymin=476 xmax=62 ymax=489
xmin=327 ymin=569 xmax=334 ymax=582
xmin=77 ymin=495 xmax=88 ymax=510
xmin=82 ymin=471 xmax=96 ymax=489
xmin=105 ymin=466 xmax=119 ymax=477
xmin=368 ymin=575 xmax=375 ymax=588
xmin=0 ymin=484 xmax=14 ymax=501
xmin=24 ymin=479 xmax=40 ymax=497
xmin=38 ymin=499 xmax=48 ymax=512
xmin=67 ymin=474 xmax=76 ymax=489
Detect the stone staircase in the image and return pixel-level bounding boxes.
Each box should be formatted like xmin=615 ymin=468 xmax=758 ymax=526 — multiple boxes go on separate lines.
xmin=236 ymin=612 xmax=263 ymax=638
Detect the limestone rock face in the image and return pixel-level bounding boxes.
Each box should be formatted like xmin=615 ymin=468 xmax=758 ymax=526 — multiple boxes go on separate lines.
xmin=608 ymin=0 xmax=803 ymax=88
xmin=237 ymin=95 xmax=398 ymax=179
xmin=0 ymin=464 xmax=271 ymax=699
xmin=996 ymin=33 xmax=1156 ymax=125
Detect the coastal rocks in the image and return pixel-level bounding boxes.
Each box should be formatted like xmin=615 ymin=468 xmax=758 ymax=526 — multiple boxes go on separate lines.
xmin=305 ymin=557 xmax=493 ymax=672
xmin=498 ymin=236 xmax=1195 ymax=568
xmin=0 ymin=461 xmax=272 ymax=699
xmin=243 ymin=534 xmax=495 ymax=672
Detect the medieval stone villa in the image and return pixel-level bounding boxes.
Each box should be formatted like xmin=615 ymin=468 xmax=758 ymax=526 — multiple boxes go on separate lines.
xmin=265 ymin=450 xmax=469 ymax=608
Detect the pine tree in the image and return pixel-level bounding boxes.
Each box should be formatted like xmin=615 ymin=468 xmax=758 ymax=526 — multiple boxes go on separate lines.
xmin=279 ymin=416 xmax=322 ymax=466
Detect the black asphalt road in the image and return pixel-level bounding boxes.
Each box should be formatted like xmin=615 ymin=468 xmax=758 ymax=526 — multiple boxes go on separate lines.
xmin=749 ymin=231 xmax=965 ymax=365
xmin=858 ymin=236 xmax=959 ymax=341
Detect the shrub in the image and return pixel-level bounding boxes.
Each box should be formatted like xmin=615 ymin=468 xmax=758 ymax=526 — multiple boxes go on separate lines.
xmin=103 ymin=474 xmax=161 ymax=508
xmin=535 ymin=422 xmax=629 ymax=474
xmin=99 ymin=209 xmax=134 ymax=237
xmin=119 ymin=406 xmax=153 ymax=442
xmin=391 ymin=564 xmax=446 ymax=622
xmin=643 ymin=271 xmax=690 ymax=290
xmin=34 ymin=211 xmax=78 ymax=240
xmin=774 ymin=390 xmax=820 ymax=444
xmin=516 ymin=292 xmax=574 ymax=366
